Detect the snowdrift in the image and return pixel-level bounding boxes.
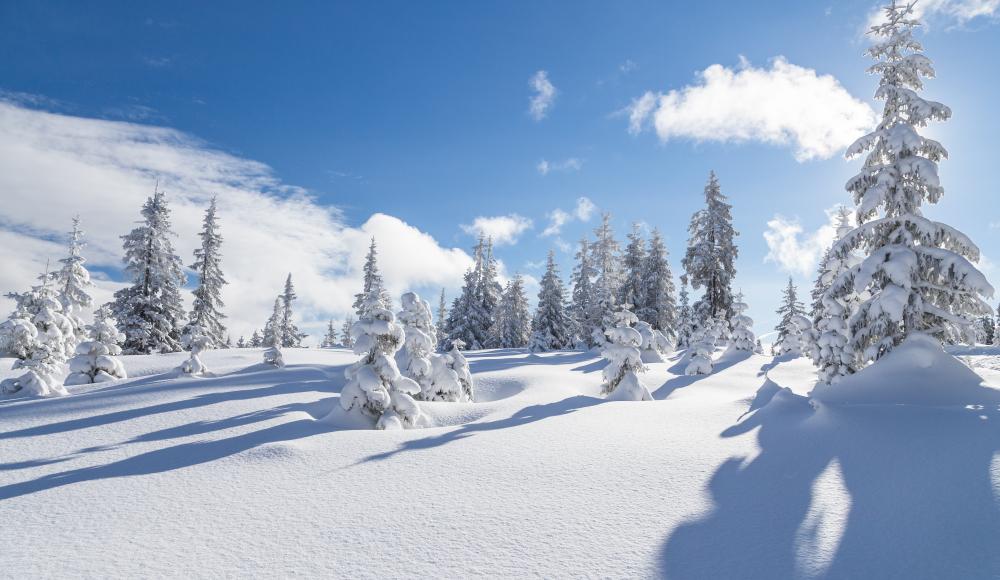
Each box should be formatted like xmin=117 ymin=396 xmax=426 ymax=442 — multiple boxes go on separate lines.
xmin=810 ymin=333 xmax=1000 ymax=407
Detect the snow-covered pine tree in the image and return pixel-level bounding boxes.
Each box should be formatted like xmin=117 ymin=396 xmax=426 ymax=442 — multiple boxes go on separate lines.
xmin=249 ymin=330 xmax=263 ymax=347
xmin=638 ymin=227 xmax=678 ymax=340
xmin=774 ymin=278 xmax=805 ymax=350
xmin=65 ymin=306 xmax=127 ymax=385
xmin=618 ymin=223 xmax=646 ymax=314
xmin=444 ymin=269 xmax=482 ymax=349
xmin=396 ymin=291 xmax=436 ymax=397
xmin=236 ymin=336 xmax=247 ymax=348
xmin=320 ymin=320 xmax=338 ymax=348
xmin=340 ymin=317 xmax=355 ymax=348
xmin=529 ymin=251 xmax=573 ymax=352
xmin=111 ymin=189 xmax=188 ymax=354
xmin=337 ymin=289 xmax=426 ymax=429
xmin=436 ymin=288 xmax=448 ymax=347
xmin=479 ymin=237 xmax=503 ymax=340
xmin=1 ymin=279 xmax=74 ymax=397
xmin=827 ymin=1 xmax=993 ymax=364
xmin=185 ymin=197 xmax=227 ymax=348
xmin=262 ymin=298 xmax=285 ymax=367
xmin=444 ymin=236 xmax=496 ymax=350
xmin=55 ymin=216 xmax=93 ymax=347
xmin=811 ymin=208 xmax=862 ymax=383
xmin=728 ymin=292 xmax=756 ymax=352
xmin=682 ymin=171 xmax=739 ymax=324
xmin=589 ymin=213 xmax=622 ymax=345
xmin=635 ymin=320 xmax=671 ymax=363
xmin=427 ymin=339 xmax=475 ymax=402
xmin=490 ymin=274 xmax=532 ymax=348
xmin=177 ymin=324 xmax=212 ymax=376
xmin=685 ymin=315 xmax=724 ymax=375
xmin=600 ymin=304 xmax=653 ymax=401
xmin=676 ymin=282 xmax=695 ymax=349
xmin=570 ymin=236 xmax=600 ymax=348
xmin=353 ymin=238 xmax=392 ymax=319
xmin=776 ymin=314 xmax=812 ymax=357
xmin=279 ymin=274 xmax=305 ymax=347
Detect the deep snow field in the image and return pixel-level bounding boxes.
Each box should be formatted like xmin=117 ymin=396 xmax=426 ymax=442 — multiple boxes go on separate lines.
xmin=2 ymin=347 xmax=1000 ymax=579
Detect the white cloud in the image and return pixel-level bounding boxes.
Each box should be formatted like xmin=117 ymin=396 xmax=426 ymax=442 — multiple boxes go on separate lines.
xmin=763 ymin=207 xmax=853 ymax=276
xmin=866 ymin=0 xmax=998 ymax=29
xmin=529 ymin=70 xmax=557 ymax=121
xmin=541 ymin=197 xmax=597 ymax=237
xmin=460 ymin=214 xmax=533 ymax=246
xmin=619 ymin=59 xmax=639 ymax=74
xmin=626 ymin=57 xmax=877 ymax=161
xmin=0 ymin=99 xmax=474 ymax=343
xmin=573 ymin=197 xmax=596 ymax=221
xmin=536 ymin=157 xmax=582 ymax=175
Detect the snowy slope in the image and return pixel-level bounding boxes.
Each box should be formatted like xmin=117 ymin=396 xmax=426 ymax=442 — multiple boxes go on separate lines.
xmin=2 ymin=347 xmax=999 ymax=579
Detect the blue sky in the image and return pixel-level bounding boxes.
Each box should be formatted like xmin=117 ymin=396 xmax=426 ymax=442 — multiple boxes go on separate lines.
xmin=1 ymin=0 xmax=998 ymax=341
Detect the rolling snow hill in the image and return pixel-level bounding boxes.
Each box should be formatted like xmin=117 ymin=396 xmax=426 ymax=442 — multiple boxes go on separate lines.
xmin=2 ymin=347 xmax=999 ymax=578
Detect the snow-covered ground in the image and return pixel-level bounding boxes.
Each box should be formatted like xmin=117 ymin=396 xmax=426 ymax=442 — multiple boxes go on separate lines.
xmin=2 ymin=347 xmax=1000 ymax=578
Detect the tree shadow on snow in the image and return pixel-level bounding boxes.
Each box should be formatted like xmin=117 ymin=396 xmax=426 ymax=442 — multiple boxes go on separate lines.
xmin=464 ymin=349 xmax=601 ymax=374
xmin=658 ymin=376 xmax=1000 ymax=579
xmin=357 ymin=394 xmax=604 ymax=464
xmin=0 ymin=367 xmax=337 ymax=441
xmin=0 ymin=392 xmax=338 ymax=502
xmin=652 ymin=350 xmax=750 ymax=401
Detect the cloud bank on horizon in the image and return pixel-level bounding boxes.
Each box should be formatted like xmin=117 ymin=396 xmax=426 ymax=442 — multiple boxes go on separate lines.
xmin=0 ymin=98 xmax=477 ymax=342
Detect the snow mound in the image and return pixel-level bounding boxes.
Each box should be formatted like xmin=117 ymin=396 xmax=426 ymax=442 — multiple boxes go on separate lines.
xmin=811 ymin=333 xmax=1000 ymax=407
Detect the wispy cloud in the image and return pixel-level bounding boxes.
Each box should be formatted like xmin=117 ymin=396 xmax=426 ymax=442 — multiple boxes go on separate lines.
xmin=865 ymin=0 xmax=998 ymax=29
xmin=460 ymin=214 xmax=534 ymax=246
xmin=625 ymin=56 xmax=876 ymax=161
xmin=619 ymin=59 xmax=639 ymax=74
xmin=529 ymin=70 xmax=557 ymax=121
xmin=541 ymin=197 xmax=597 ymax=237
xmin=0 ymin=98 xmax=474 ymax=342
xmin=536 ymin=157 xmax=582 ymax=175
xmin=763 ymin=207 xmax=854 ymax=276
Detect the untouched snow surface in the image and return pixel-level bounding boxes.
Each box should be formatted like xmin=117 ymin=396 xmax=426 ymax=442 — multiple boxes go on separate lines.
xmin=2 ymin=347 xmax=1000 ymax=578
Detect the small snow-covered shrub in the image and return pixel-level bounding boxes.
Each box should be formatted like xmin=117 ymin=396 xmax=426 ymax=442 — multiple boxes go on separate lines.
xmin=635 ymin=320 xmax=671 ymax=363
xmin=425 ymin=339 xmax=474 ymax=402
xmin=396 ymin=292 xmax=436 ymax=395
xmin=728 ymin=294 xmax=756 ymax=352
xmin=177 ymin=325 xmax=213 ymax=376
xmin=262 ymin=298 xmax=285 ymax=368
xmin=65 ymin=307 xmax=127 ymax=385
xmin=601 ymin=306 xmax=652 ymax=401
xmin=686 ymin=317 xmax=724 ymax=376
xmin=337 ymin=292 xmax=428 ymax=429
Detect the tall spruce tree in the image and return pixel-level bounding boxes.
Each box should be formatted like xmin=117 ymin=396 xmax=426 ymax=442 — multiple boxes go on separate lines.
xmin=570 ymin=236 xmax=599 ymax=347
xmin=529 ymin=251 xmax=573 ymax=351
xmin=56 ymin=216 xmax=94 ymax=346
xmin=638 ymin=227 xmax=677 ymax=339
xmin=676 ymin=281 xmax=695 ymax=349
xmin=436 ymin=288 xmax=448 ymax=346
xmin=682 ymin=171 xmax=739 ymax=324
xmin=618 ymin=223 xmax=646 ymax=312
xmin=320 ymin=319 xmax=338 ymax=348
xmin=828 ymin=1 xmax=993 ymax=363
xmin=444 ymin=236 xmax=496 ymax=349
xmin=353 ymin=238 xmax=392 ymax=318
xmin=279 ymin=274 xmax=305 ymax=347
xmin=185 ymin=198 xmax=227 ymax=347
xmin=775 ymin=278 xmax=805 ymax=349
xmin=491 ymin=274 xmax=532 ymax=348
xmin=811 ymin=208 xmax=861 ymax=383
xmin=111 ymin=189 xmax=188 ymax=354
xmin=589 ymin=213 xmax=622 ymax=345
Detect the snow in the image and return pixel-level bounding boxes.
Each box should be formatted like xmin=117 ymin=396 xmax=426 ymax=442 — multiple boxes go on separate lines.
xmin=2 ymin=346 xmax=1000 ymax=578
